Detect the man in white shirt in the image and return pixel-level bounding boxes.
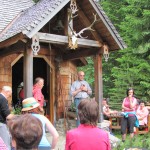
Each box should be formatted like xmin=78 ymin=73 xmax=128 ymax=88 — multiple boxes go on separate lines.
xmin=70 ymin=71 xmax=92 ymax=126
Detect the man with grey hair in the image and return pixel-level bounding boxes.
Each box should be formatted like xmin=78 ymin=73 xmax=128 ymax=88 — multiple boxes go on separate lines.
xmin=0 ymin=86 xmax=13 ymax=150
xmin=70 ymin=71 xmax=92 ymax=127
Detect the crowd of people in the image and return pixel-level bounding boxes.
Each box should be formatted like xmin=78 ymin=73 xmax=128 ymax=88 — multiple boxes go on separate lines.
xmin=102 ymin=88 xmax=149 ymax=142
xmin=121 ymin=88 xmax=149 ymax=142
xmin=0 ymin=71 xmax=149 ymax=150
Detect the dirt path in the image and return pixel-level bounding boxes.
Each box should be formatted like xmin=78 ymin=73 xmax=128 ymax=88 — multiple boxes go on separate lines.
xmin=46 ymin=133 xmax=66 ymax=150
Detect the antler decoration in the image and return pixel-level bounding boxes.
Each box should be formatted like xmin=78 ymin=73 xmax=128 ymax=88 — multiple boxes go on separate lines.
xmin=68 ymin=34 xmax=78 ymax=49
xmin=70 ymin=0 xmax=78 ymax=15
xmin=68 ymin=0 xmax=99 ymax=49
xmin=69 ymin=13 xmax=98 ymax=39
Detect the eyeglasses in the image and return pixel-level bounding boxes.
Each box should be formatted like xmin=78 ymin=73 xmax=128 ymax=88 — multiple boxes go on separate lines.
xmin=80 ymin=75 xmax=85 ymax=76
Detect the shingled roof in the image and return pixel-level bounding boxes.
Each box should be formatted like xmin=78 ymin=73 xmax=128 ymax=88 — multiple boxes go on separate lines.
xmin=0 ymin=0 xmax=69 ymax=42
xmin=0 ymin=0 xmax=34 ymax=33
xmin=0 ymin=0 xmax=127 ymax=49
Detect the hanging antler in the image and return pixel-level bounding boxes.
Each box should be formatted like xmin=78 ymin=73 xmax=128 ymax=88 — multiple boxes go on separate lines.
xmin=69 ymin=13 xmax=98 ymax=38
xmin=77 ymin=13 xmax=98 ymax=38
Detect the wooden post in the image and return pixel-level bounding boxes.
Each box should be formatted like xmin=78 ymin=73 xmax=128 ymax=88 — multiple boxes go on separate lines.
xmin=67 ymin=9 xmax=73 ymax=36
xmin=94 ymin=54 xmax=103 ymax=123
xmin=23 ymin=44 xmax=33 ymax=98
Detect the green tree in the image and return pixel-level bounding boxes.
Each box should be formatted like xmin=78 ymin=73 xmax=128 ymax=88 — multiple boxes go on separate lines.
xmin=80 ymin=0 xmax=150 ymax=103
xmin=101 ymin=0 xmax=150 ymax=102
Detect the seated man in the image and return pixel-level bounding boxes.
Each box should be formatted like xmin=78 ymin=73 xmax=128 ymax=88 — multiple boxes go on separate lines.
xmin=102 ymin=99 xmax=118 ymax=119
xmin=136 ymin=101 xmax=149 ymax=126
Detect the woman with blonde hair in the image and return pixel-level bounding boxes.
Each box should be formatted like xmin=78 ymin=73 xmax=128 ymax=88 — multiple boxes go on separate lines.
xmin=21 ymin=97 xmax=59 ymax=150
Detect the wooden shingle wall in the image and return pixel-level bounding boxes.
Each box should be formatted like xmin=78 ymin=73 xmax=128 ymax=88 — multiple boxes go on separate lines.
xmin=0 ymin=54 xmax=18 ymax=104
xmin=56 ymin=61 xmax=78 ymax=118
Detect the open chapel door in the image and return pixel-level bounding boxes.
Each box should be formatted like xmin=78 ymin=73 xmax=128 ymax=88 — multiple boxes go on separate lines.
xmin=12 ymin=55 xmax=55 ymax=122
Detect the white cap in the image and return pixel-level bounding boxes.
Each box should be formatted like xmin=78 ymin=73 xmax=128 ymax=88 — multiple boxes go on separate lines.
xmin=20 ymin=82 xmax=24 ymax=87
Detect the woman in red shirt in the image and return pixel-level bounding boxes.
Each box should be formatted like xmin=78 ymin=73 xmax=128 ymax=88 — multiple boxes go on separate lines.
xmin=65 ymin=99 xmax=110 ymax=150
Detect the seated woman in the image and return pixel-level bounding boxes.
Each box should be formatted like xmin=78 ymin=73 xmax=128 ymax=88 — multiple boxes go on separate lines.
xmin=136 ymin=101 xmax=149 ymax=126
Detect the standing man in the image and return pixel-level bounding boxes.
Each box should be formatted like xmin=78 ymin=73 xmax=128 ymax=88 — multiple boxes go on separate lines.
xmin=0 ymin=86 xmax=13 ymax=150
xmin=33 ymin=77 xmax=45 ymax=113
xmin=70 ymin=71 xmax=92 ymax=127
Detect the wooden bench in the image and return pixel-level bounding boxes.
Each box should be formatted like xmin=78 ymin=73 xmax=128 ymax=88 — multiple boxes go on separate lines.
xmin=136 ymin=114 xmax=150 ymax=134
xmin=108 ymin=113 xmax=123 ymax=130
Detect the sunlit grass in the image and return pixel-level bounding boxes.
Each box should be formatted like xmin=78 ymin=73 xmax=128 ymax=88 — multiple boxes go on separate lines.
xmin=112 ymin=130 xmax=150 ymax=150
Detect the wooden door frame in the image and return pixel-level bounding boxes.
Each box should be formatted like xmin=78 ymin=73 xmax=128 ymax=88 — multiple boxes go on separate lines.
xmin=11 ymin=54 xmax=55 ymax=123
xmin=34 ymin=55 xmax=55 ymax=123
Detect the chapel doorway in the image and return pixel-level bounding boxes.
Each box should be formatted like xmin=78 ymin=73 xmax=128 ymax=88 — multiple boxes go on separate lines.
xmin=12 ymin=56 xmax=51 ymax=117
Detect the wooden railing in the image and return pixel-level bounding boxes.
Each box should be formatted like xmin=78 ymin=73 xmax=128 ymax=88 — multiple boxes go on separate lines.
xmin=108 ymin=102 xmax=122 ymax=111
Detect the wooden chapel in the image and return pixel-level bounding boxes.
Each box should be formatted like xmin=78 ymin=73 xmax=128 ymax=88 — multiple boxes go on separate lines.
xmin=0 ymin=0 xmax=126 ymax=123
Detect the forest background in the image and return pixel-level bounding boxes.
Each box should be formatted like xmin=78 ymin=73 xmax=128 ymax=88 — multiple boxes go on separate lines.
xmin=79 ymin=0 xmax=150 ymax=105
xmin=33 ymin=0 xmax=150 ymax=104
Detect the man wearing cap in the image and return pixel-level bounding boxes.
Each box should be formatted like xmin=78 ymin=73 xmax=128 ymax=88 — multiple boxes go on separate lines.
xmin=70 ymin=71 xmax=92 ymax=127
xmin=0 ymin=86 xmax=14 ymax=150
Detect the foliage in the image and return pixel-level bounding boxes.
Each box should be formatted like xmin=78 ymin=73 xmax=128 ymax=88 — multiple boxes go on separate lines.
xmin=79 ymin=0 xmax=150 ymax=103
xmin=68 ymin=102 xmax=76 ymax=112
xmin=33 ymin=0 xmax=39 ymax=3
xmin=112 ymin=130 xmax=150 ymax=150
xmin=11 ymin=106 xmax=22 ymax=115
xmin=101 ymin=0 xmax=150 ymax=102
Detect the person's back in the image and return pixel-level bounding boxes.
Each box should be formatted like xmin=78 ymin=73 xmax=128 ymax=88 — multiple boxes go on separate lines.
xmin=8 ymin=114 xmax=43 ymax=150
xmin=65 ymin=99 xmax=110 ymax=150
xmin=66 ymin=124 xmax=109 ymax=150
xmin=32 ymin=113 xmax=51 ymax=148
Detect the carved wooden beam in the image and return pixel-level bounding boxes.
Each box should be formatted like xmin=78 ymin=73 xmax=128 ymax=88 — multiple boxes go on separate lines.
xmin=0 ymin=33 xmax=25 ymax=48
xmin=37 ymin=32 xmax=101 ymax=48
xmin=0 ymin=40 xmax=51 ymax=57
xmin=62 ymin=48 xmax=102 ymax=61
xmin=0 ymin=41 xmax=25 ymax=57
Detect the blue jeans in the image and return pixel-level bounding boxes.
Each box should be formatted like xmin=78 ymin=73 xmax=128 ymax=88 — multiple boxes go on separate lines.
xmin=74 ymin=98 xmax=82 ymax=127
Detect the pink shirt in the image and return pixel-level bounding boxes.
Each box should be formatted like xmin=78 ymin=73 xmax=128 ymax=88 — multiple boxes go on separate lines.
xmin=65 ymin=124 xmax=110 ymax=150
xmin=33 ymin=85 xmax=44 ymax=107
xmin=0 ymin=137 xmax=8 ymax=150
xmin=123 ymin=97 xmax=137 ymax=112
xmin=136 ymin=106 xmax=149 ymax=125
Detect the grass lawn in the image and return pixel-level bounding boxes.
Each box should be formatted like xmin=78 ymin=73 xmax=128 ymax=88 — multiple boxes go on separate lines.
xmin=112 ymin=130 xmax=150 ymax=150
